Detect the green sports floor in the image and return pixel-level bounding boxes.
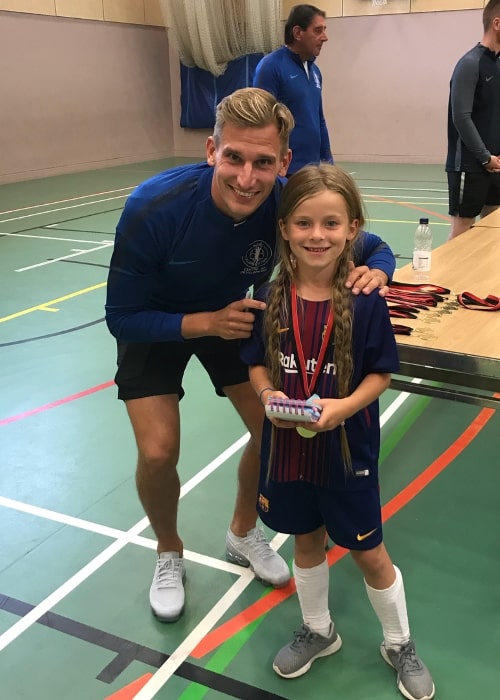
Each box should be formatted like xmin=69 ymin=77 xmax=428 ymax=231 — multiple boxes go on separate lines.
xmin=0 ymin=160 xmax=498 ymax=700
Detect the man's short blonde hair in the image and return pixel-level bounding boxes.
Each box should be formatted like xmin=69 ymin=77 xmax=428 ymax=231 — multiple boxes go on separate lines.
xmin=213 ymin=88 xmax=295 ymax=157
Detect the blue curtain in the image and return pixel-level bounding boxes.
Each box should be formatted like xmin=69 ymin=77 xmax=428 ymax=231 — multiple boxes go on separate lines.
xmin=180 ymin=53 xmax=264 ymax=128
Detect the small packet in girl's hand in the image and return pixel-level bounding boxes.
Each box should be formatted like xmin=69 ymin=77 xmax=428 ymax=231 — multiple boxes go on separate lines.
xmin=265 ymin=396 xmax=322 ymax=423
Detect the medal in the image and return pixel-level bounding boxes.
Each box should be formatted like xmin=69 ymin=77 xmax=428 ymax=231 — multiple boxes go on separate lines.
xmin=290 ymin=286 xmax=334 ymax=438
xmin=296 ymin=425 xmax=317 ymax=439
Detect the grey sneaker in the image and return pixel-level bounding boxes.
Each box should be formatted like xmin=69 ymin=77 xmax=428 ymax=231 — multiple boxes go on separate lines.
xmin=273 ymin=623 xmax=342 ymax=678
xmin=149 ymin=552 xmax=185 ymax=622
xmin=381 ymin=640 xmax=435 ymax=700
xmin=226 ymin=526 xmax=290 ymax=588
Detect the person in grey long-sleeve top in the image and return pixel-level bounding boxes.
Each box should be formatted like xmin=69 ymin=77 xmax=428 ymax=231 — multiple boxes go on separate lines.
xmin=446 ymin=0 xmax=500 ymax=238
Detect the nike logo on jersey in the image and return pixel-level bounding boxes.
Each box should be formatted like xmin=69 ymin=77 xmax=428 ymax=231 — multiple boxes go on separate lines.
xmin=485 ymin=75 xmax=494 ymax=82
xmin=356 ymin=528 xmax=377 ymax=541
xmin=289 ymin=73 xmax=299 ymax=79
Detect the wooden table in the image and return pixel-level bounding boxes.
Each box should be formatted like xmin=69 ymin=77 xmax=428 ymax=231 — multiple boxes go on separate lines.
xmin=391 ymin=225 xmax=500 ymax=408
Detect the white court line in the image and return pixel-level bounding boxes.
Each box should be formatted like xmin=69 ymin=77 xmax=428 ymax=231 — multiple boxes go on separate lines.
xmin=0 ymin=431 xmax=252 ymax=652
xmin=0 ymin=496 xmax=247 ymax=577
xmin=0 ymin=496 xmax=128 ymax=540
xmin=0 ymin=187 xmax=134 ymax=216
xmin=364 ymin=196 xmax=448 ymax=202
xmin=15 ymin=242 xmax=114 ymax=272
xmin=360 ymin=186 xmax=447 ymax=193
xmin=0 ymin=518 xmax=149 ymax=653
xmin=4 ymin=232 xmax=112 ymax=244
xmin=133 ymin=575 xmax=258 ymax=700
xmin=367 ymin=219 xmax=449 ymax=226
xmin=0 ymin=195 xmax=127 ymax=224
xmin=179 ymin=433 xmax=250 ymax=496
xmin=382 ymin=378 xmax=422 ymax=423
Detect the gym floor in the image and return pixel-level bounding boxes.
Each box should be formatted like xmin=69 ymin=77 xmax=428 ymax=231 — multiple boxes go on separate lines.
xmin=1 ymin=160 xmax=498 ymax=700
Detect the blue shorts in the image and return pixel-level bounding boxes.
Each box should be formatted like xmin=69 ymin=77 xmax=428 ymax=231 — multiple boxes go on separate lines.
xmin=257 ymin=478 xmax=383 ymax=551
xmin=115 ymin=337 xmax=249 ymax=400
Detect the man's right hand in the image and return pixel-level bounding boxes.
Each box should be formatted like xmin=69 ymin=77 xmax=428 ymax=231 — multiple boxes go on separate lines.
xmin=181 ymin=298 xmax=266 ymax=340
xmin=485 ymin=155 xmax=500 ymax=173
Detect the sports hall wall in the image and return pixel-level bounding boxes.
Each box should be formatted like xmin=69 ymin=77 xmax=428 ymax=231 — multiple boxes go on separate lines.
xmin=0 ymin=6 xmax=172 ymax=184
xmin=0 ymin=1 xmax=485 ymax=183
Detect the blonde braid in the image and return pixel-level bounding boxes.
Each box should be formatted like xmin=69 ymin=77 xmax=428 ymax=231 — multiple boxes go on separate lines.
xmin=330 ymin=244 xmax=354 ymax=473
xmin=262 ymin=265 xmax=293 ymax=481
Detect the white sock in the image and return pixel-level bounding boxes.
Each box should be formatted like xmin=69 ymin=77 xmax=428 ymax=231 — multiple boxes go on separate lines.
xmin=364 ymin=565 xmax=410 ymax=647
xmin=293 ymin=559 xmax=332 ymax=637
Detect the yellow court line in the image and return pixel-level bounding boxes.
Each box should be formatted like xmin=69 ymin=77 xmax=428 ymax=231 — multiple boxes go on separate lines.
xmin=0 ymin=282 xmax=106 ymax=324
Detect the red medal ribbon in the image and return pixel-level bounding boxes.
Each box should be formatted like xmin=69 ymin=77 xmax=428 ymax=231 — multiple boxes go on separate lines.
xmin=290 ymin=283 xmax=334 ymax=397
xmin=457 ymin=291 xmax=500 ymax=311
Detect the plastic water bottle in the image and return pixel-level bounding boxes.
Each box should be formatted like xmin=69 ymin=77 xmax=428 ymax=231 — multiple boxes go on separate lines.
xmin=412 ymin=218 xmax=432 ymax=281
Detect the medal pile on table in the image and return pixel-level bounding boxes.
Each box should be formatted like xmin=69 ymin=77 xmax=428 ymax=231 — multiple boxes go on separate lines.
xmin=386 ymin=281 xmax=454 ymax=336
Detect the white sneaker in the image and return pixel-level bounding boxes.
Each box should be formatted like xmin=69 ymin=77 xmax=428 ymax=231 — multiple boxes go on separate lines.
xmin=149 ymin=552 xmax=185 ymax=622
xmin=226 ymin=527 xmax=290 ymax=587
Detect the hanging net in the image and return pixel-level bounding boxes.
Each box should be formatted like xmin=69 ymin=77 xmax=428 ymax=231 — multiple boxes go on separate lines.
xmin=162 ymin=0 xmax=283 ymax=76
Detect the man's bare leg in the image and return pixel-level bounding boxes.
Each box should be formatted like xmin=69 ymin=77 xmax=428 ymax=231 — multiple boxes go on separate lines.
xmin=448 ymin=215 xmax=475 ymax=240
xmin=230 ymin=439 xmax=261 ymax=536
xmin=224 ymin=382 xmax=290 ymax=587
xmin=479 ymin=204 xmax=500 ymax=219
xmin=127 ymin=394 xmax=183 ymax=553
xmin=126 ymin=394 xmax=185 ymax=620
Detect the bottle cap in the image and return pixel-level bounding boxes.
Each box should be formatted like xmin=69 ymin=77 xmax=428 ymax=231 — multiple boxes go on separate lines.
xmin=419 ymin=218 xmax=429 ymax=224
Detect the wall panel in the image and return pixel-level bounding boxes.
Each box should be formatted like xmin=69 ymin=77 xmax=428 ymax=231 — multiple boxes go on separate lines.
xmin=145 ymin=0 xmax=164 ymax=26
xmin=281 ymin=0 xmax=342 ymax=18
xmin=0 ymin=0 xmax=55 ymax=14
xmin=103 ymin=0 xmax=145 ymax=25
xmin=343 ymin=0 xmax=410 ymax=17
xmin=411 ymin=0 xmax=483 ymax=11
xmin=55 ymin=0 xmax=103 ymax=21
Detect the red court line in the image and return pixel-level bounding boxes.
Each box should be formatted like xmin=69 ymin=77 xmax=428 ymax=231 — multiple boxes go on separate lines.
xmin=191 ymin=400 xmax=496 ymax=659
xmin=104 ymin=673 xmax=153 ymax=699
xmin=0 ymin=380 xmax=115 ymax=426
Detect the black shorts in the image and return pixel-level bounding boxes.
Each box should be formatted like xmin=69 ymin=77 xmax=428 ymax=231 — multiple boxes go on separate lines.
xmin=257 ymin=478 xmax=383 ymax=551
xmin=115 ymin=337 xmax=249 ymax=401
xmin=448 ymin=170 xmax=500 ymax=218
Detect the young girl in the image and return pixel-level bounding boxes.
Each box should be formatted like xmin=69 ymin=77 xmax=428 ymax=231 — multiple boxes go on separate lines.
xmin=241 ymin=165 xmax=435 ymax=700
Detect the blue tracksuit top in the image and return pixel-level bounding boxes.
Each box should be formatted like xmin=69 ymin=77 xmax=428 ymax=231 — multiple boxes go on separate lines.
xmin=253 ymin=46 xmax=333 ymax=174
xmin=105 ymin=162 xmax=395 ymax=343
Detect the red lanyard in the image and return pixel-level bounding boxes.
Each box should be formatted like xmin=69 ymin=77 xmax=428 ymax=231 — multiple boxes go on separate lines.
xmin=290 ymin=283 xmax=334 ymax=397
xmin=457 ymin=291 xmax=500 ymax=311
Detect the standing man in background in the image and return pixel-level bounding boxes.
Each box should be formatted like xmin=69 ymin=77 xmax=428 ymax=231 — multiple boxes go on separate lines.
xmin=253 ymin=4 xmax=333 ymax=176
xmin=446 ymin=0 xmax=500 ymax=239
